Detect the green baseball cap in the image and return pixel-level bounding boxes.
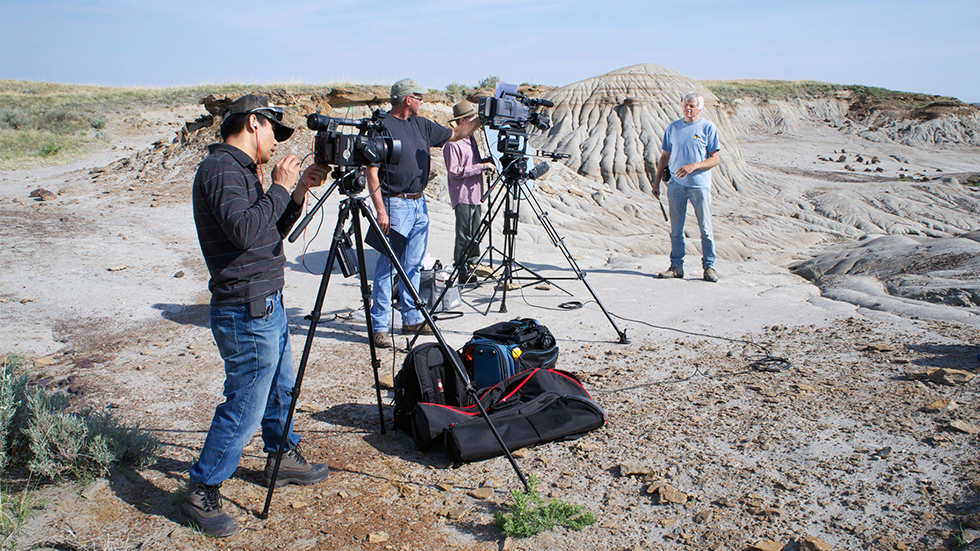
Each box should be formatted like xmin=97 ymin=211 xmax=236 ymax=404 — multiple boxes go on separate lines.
xmin=390 ymin=78 xmax=425 ymax=102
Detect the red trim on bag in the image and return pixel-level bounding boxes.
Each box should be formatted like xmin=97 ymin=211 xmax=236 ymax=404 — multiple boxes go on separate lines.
xmin=501 ymin=368 xmax=539 ymax=401
xmin=548 ymin=368 xmax=593 ymax=399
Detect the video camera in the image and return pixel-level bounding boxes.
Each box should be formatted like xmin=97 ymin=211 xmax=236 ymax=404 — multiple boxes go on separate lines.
xmin=477 ymin=90 xmax=554 ymax=161
xmin=477 ymin=93 xmax=552 ymax=132
xmin=306 ymin=109 xmax=402 ymax=168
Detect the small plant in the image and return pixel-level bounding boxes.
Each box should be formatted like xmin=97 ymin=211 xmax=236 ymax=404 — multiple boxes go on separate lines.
xmin=445 ymin=82 xmax=469 ymax=97
xmin=37 ymin=143 xmax=63 ymax=157
xmin=493 ymin=473 xmax=596 ymax=537
xmin=478 ymin=75 xmax=501 ymax=90
xmin=0 ymin=476 xmax=43 ymax=548
xmin=952 ymin=522 xmax=971 ymax=548
xmin=803 ymin=265 xmax=824 ymax=283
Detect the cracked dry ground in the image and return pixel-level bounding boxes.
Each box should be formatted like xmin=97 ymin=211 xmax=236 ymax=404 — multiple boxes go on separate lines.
xmin=10 ymin=314 xmax=980 ymax=551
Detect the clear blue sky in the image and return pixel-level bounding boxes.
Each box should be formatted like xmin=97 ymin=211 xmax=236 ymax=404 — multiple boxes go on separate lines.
xmin=1 ymin=0 xmax=978 ymax=102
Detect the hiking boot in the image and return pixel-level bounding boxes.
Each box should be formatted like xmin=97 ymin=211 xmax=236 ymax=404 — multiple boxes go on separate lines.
xmin=402 ymin=322 xmax=434 ymax=335
xmin=658 ymin=266 xmax=684 ymax=279
xmin=703 ymin=268 xmax=719 ymax=282
xmin=178 ymin=481 xmax=239 ymax=537
xmin=372 ymin=331 xmax=393 ymax=348
xmin=264 ymin=445 xmax=330 ymax=487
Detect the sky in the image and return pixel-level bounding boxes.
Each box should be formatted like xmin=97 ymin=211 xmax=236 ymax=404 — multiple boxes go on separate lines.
xmin=1 ymin=0 xmax=978 ymax=103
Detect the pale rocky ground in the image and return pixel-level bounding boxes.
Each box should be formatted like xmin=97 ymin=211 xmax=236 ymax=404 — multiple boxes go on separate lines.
xmin=1 ymin=66 xmax=978 ymax=551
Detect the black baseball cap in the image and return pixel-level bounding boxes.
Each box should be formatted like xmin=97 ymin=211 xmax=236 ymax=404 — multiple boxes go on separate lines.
xmin=226 ymin=94 xmax=295 ymax=142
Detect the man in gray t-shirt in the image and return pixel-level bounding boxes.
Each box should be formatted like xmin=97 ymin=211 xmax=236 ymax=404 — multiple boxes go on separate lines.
xmin=366 ymin=79 xmax=482 ymax=347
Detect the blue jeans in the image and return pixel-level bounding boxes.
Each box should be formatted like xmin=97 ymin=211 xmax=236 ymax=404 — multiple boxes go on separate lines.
xmin=667 ymin=184 xmax=716 ymax=270
xmin=189 ymin=290 xmax=300 ymax=486
xmin=371 ymin=196 xmax=428 ymax=332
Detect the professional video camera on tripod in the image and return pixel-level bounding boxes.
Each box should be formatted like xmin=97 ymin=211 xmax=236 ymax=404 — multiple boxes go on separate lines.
xmin=260 ymin=108 xmax=531 ymax=519
xmin=415 ymin=85 xmax=629 ymax=346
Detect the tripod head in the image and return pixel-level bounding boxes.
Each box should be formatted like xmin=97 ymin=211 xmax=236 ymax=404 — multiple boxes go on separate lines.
xmin=288 ymin=165 xmax=367 ymax=243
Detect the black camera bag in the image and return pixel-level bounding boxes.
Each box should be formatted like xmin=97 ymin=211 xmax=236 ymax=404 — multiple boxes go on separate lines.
xmin=410 ymin=367 xmax=605 ymax=460
xmin=462 ymin=318 xmax=559 ymax=390
xmin=393 ymin=343 xmax=470 ymax=434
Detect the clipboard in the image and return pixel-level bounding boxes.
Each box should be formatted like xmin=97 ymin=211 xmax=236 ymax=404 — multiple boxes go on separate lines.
xmin=364 ymin=226 xmax=408 ymax=260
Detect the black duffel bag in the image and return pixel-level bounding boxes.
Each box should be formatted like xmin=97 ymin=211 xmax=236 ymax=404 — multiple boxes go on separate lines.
xmin=411 ymin=367 xmax=605 ymax=461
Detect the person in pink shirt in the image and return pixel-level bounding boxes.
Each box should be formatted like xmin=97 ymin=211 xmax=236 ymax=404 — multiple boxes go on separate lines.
xmin=443 ymin=101 xmax=495 ymax=281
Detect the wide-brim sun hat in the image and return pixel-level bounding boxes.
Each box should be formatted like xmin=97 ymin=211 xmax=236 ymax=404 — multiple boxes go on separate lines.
xmin=449 ymin=101 xmax=477 ymax=122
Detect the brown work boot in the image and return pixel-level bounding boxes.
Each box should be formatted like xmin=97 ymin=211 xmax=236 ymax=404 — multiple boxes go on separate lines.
xmin=703 ymin=268 xmax=719 ymax=282
xmin=372 ymin=331 xmax=393 ymax=348
xmin=658 ymin=266 xmax=684 ymax=279
xmin=402 ymin=322 xmax=434 ymax=335
xmin=264 ymin=445 xmax=330 ymax=487
xmin=178 ymin=481 xmax=239 ymax=537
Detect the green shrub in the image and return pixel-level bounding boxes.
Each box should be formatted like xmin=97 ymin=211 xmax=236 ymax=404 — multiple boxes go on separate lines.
xmin=494 ymin=474 xmax=596 ymax=537
xmin=445 ymin=83 xmax=469 ymax=97
xmin=37 ymin=143 xmax=62 ymax=157
xmin=478 ymin=75 xmax=501 ymax=90
xmin=1 ymin=356 xmax=160 ymax=481
xmin=1 ymin=108 xmax=28 ymax=130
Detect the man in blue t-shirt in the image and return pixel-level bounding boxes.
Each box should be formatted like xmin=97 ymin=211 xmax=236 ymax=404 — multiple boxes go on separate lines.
xmin=653 ymin=92 xmax=722 ymax=282
xmin=367 ymin=79 xmax=482 ymax=348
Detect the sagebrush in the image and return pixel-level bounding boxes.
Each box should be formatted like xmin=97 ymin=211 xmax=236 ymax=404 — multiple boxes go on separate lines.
xmin=1 ymin=354 xmax=160 ymax=481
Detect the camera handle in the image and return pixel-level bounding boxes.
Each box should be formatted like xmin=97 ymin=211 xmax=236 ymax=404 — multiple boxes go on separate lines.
xmin=288 ymin=167 xmax=357 ymax=243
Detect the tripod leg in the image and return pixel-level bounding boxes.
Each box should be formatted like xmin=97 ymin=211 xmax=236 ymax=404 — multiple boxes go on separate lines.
xmin=353 ymin=198 xmax=529 ymax=491
xmin=350 ymin=208 xmax=387 ymax=434
xmin=524 ymin=191 xmax=630 ymax=344
xmin=261 ymin=199 xmax=352 ymax=519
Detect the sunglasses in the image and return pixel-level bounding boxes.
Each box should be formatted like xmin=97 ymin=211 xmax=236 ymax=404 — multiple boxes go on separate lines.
xmin=410 ymin=94 xmax=424 ymax=103
xmin=248 ymin=106 xmax=284 ymax=122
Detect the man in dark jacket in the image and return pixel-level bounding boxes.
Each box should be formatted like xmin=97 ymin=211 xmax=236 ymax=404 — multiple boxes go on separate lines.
xmin=183 ymin=94 xmax=329 ymax=537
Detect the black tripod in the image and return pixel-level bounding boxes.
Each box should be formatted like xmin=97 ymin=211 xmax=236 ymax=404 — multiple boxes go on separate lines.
xmin=415 ymin=149 xmax=629 ymax=346
xmin=260 ymin=168 xmax=528 ymax=519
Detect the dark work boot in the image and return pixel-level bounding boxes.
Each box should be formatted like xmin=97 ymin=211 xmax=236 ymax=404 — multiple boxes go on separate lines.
xmin=264 ymin=444 xmax=330 ymax=487
xmin=178 ymin=481 xmax=239 ymax=537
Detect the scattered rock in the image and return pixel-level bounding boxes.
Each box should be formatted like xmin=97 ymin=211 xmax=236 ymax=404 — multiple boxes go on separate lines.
xmin=367 ymin=532 xmax=388 ymax=544
xmin=800 ymin=534 xmax=833 ymax=551
xmin=30 ymin=188 xmax=58 ymax=201
xmin=651 ymin=483 xmax=688 ymax=504
xmin=469 ymin=487 xmax=494 ymax=500
xmin=949 ymin=420 xmax=979 ymax=435
xmin=107 ymin=264 xmax=128 ymax=272
xmin=173 ymin=271 xmax=185 ymax=278
xmin=34 ymin=356 xmax=57 ymax=367
xmin=749 ymin=540 xmax=783 ymax=551
xmin=446 ymin=506 xmax=469 ymax=520
xmin=929 ymin=368 xmax=974 ymax=385
xmin=297 ymin=403 xmax=325 ymax=414
xmin=620 ymin=463 xmax=652 ymax=477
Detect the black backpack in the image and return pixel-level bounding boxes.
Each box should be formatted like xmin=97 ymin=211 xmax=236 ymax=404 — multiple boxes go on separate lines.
xmin=392 ymin=343 xmax=470 ymax=433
